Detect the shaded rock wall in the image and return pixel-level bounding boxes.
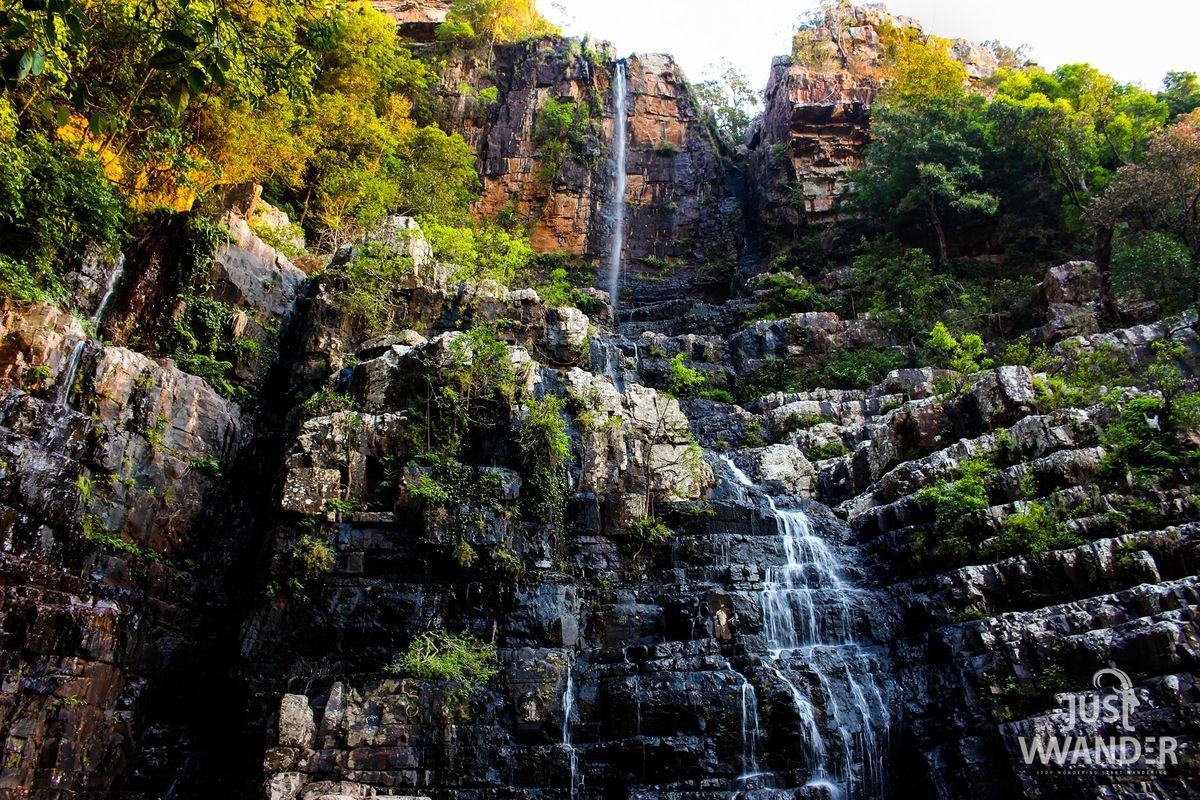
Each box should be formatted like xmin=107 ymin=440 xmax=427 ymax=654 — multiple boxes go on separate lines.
xmin=0 ymin=304 xmax=253 ymax=797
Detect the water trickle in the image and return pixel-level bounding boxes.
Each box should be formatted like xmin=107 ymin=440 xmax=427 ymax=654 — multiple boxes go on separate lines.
xmin=738 ymin=675 xmax=763 ymax=779
xmin=606 ymin=60 xmax=629 ymax=322
xmin=90 ymin=254 xmax=126 ymax=332
xmin=54 ymin=340 xmax=86 ymax=408
xmin=55 ymin=254 xmax=127 ymax=409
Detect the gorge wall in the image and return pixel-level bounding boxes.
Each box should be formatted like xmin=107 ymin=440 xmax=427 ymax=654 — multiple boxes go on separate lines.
xmin=435 ymin=39 xmax=742 ymax=310
xmin=0 ymin=7 xmax=1198 ymax=800
xmin=746 ymin=3 xmax=1000 ymax=232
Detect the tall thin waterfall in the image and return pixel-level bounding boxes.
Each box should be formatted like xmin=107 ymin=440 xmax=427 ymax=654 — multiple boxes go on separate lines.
xmin=562 ymin=661 xmax=579 ymax=799
xmin=606 ymin=60 xmax=629 ymax=321
xmin=56 ymin=254 xmax=127 ymax=408
xmin=720 ymin=456 xmax=892 ymax=798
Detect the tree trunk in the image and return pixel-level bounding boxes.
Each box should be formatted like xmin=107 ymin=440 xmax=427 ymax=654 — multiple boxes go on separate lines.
xmin=927 ymin=196 xmax=949 ymax=264
xmin=1094 ymin=224 xmax=1123 ymax=324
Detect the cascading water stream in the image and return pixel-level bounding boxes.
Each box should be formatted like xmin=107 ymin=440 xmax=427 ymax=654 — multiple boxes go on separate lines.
xmin=606 ymin=60 xmax=629 ymax=323
xmin=56 ymin=254 xmax=127 ymax=408
xmin=719 ymin=456 xmax=891 ymax=799
xmin=562 ymin=662 xmax=579 ymax=799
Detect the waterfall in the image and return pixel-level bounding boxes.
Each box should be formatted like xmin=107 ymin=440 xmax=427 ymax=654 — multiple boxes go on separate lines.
xmin=720 ymin=456 xmax=891 ymax=798
xmin=89 ymin=253 xmax=126 ymax=333
xmin=607 ymin=60 xmax=629 ymax=322
xmin=55 ymin=254 xmax=126 ymax=409
xmin=54 ymin=340 xmax=86 ymax=407
xmin=562 ymin=662 xmax=579 ymax=799
xmin=738 ymin=675 xmax=764 ymax=780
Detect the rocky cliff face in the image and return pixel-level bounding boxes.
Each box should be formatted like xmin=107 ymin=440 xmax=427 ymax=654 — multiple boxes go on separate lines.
xmin=437 ymin=41 xmax=742 ymax=308
xmin=1 ymin=11 xmax=1198 ymax=800
xmin=746 ymin=4 xmax=999 ymax=233
xmin=2 ymin=208 xmax=1198 ymax=800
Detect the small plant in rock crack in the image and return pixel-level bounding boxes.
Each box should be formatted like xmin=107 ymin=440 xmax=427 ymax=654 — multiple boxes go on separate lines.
xmin=291 ymin=533 xmax=335 ymax=581
xmin=386 ymin=630 xmax=498 ymax=698
xmin=625 ymin=516 xmax=672 ymax=556
xmin=322 ymin=497 xmax=357 ymax=516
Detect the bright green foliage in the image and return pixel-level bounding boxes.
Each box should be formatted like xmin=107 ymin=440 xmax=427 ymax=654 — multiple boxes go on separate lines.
xmin=301 ymin=390 xmax=357 ymax=418
xmin=990 ymin=65 xmax=1168 ymax=223
xmin=445 ymin=0 xmax=557 ymax=48
xmin=666 ymin=354 xmax=706 ymax=398
xmin=0 ymin=0 xmax=479 ymax=253
xmin=629 ymin=516 xmax=672 ymax=549
xmin=806 ymin=441 xmax=850 ymax=461
xmin=525 ymin=252 xmax=599 ymax=311
xmin=915 ymin=453 xmax=997 ymax=561
xmin=408 ymin=457 xmax=504 ymax=560
xmin=513 ymin=394 xmax=571 ymax=526
xmin=339 ymin=243 xmax=415 ymax=334
xmin=736 ymin=348 xmax=908 ymax=400
xmin=1111 ymin=232 xmax=1199 ymax=312
xmin=452 ymin=541 xmax=478 ymax=568
xmin=878 ymin=24 xmax=968 ymax=103
xmin=851 ymin=237 xmax=947 ymax=335
xmin=421 ymin=219 xmax=532 ymax=285
xmin=408 ymin=325 xmax=518 ymax=459
xmin=386 ymin=630 xmax=497 ymax=693
xmin=927 ymin=322 xmax=989 ymax=384
xmin=747 ymin=273 xmax=826 ymax=320
xmin=166 ymin=297 xmax=243 ymax=399
xmin=856 ymin=93 xmax=997 ymax=262
xmin=0 ymin=99 xmax=125 ymax=301
xmin=153 ymin=217 xmax=261 ymax=402
xmin=1101 ymin=394 xmax=1199 ymax=483
xmin=533 ymin=96 xmax=597 ymax=184
xmin=698 ymin=388 xmax=734 ymax=404
xmin=816 ymin=348 xmax=908 ymax=390
xmin=917 ymin=454 xmax=995 ymax=530
xmin=989 ymin=502 xmax=1081 ymax=557
xmin=997 ymin=336 xmax=1051 ymax=370
xmin=81 ymin=513 xmax=160 ymax=561
xmin=436 ymin=20 xmax=478 ymax=43
xmin=292 ymin=534 xmax=335 ymax=581
xmin=1096 ymin=113 xmax=1200 ymax=303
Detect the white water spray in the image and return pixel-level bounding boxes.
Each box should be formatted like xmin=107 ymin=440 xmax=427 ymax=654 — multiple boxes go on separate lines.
xmin=719 ymin=455 xmax=890 ymax=798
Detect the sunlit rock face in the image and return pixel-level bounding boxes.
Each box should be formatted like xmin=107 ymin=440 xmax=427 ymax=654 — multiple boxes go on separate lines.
xmin=436 ymin=41 xmax=741 ymax=310
xmin=746 ymin=3 xmax=999 ymax=231
xmin=1 ymin=6 xmax=1199 ymax=799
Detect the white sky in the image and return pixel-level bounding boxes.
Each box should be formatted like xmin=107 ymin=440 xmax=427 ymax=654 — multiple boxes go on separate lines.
xmin=541 ymin=0 xmax=1200 ymax=94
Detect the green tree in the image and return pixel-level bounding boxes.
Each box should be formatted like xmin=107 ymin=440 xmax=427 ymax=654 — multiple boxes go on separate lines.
xmin=856 ymin=92 xmax=998 ymax=262
xmin=0 ymin=98 xmax=125 ymax=301
xmin=445 ymin=0 xmax=557 ymax=63
xmin=927 ymin=321 xmax=990 ymax=391
xmin=850 ymin=237 xmax=948 ymax=335
xmin=1159 ymin=71 xmax=1200 ymax=119
xmin=878 ymin=24 xmax=969 ymax=103
xmin=1110 ymin=233 xmax=1199 ymax=313
xmin=1094 ymin=111 xmax=1200 ymax=259
xmin=990 ymin=64 xmax=1169 ymax=317
xmin=692 ymin=60 xmax=760 ymax=146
